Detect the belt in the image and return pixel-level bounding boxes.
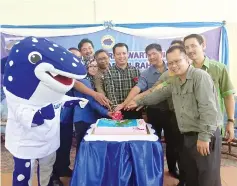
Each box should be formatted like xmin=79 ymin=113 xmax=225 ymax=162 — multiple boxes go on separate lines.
xmin=183 ymin=131 xmax=198 ymax=136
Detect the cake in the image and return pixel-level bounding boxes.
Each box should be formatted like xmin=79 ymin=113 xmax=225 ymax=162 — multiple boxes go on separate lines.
xmin=92 ymin=118 xmax=148 ymax=135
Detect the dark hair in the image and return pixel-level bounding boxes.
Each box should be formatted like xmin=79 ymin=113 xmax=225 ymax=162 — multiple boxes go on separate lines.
xmin=94 ymin=49 xmax=109 ymax=58
xmin=68 ymin=47 xmax=79 ymax=51
xmin=166 ymin=45 xmax=186 ymax=57
xmin=170 ymin=40 xmax=184 ymax=47
xmin=78 ymin=38 xmax=94 ymax=51
xmin=145 ymin=43 xmax=162 ymax=54
xmin=112 ymin=43 xmax=129 ymax=54
xmin=85 ymin=57 xmax=96 ymax=68
xmin=183 ymin=34 xmax=204 ymax=45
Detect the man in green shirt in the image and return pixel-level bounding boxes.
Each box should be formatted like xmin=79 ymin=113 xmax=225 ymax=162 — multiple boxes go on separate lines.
xmin=126 ymin=45 xmax=222 ymax=186
xmin=184 ymin=34 xmax=235 ymax=142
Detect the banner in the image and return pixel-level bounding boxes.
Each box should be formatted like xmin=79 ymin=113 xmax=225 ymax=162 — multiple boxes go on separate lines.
xmin=0 ymin=25 xmax=223 ymax=122
xmin=1 ymin=27 xmax=221 ymax=71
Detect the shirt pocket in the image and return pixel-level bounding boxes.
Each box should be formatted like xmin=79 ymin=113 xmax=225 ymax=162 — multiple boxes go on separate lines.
xmin=177 ymin=85 xmax=199 ymax=118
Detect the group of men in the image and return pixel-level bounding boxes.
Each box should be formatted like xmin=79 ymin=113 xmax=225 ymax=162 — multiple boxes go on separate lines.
xmin=126 ymin=34 xmax=235 ymax=186
xmin=53 ymin=34 xmax=235 ymax=186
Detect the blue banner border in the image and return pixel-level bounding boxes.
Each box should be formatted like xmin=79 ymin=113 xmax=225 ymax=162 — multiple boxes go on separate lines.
xmin=1 ymin=22 xmax=229 ymax=66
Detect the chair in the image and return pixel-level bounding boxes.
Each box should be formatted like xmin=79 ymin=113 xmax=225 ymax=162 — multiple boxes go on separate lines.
xmin=222 ymin=127 xmax=237 ymax=158
xmin=0 ymin=121 xmax=6 ymax=143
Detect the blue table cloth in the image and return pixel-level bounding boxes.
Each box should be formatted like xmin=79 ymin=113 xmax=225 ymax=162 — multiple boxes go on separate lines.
xmin=71 ymin=140 xmax=164 ymax=186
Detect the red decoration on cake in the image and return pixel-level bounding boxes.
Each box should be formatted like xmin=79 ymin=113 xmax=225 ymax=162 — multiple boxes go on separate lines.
xmin=133 ymin=77 xmax=139 ymax=83
xmin=112 ymin=111 xmax=123 ymax=120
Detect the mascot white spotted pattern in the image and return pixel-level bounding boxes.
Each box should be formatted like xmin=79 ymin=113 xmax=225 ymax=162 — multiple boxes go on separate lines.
xmin=3 ymin=37 xmax=88 ymax=186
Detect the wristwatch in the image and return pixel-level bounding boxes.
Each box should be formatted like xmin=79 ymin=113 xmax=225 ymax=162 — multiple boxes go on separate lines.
xmin=227 ymin=119 xmax=235 ymax=123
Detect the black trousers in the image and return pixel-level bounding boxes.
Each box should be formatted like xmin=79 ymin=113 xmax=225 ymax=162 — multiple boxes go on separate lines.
xmin=169 ymin=111 xmax=185 ymax=183
xmin=74 ymin=121 xmax=91 ymax=155
xmin=53 ymin=122 xmax=73 ymax=178
xmin=182 ymin=128 xmax=221 ymax=186
xmin=146 ymin=108 xmax=178 ymax=172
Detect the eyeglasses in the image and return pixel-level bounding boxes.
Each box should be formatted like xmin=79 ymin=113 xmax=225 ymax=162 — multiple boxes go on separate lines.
xmin=167 ymin=58 xmax=183 ymax=67
xmin=96 ymin=57 xmax=109 ymax=62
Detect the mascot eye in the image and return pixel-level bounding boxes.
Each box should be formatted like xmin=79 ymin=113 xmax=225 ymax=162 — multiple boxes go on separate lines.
xmin=28 ymin=51 xmax=42 ymax=64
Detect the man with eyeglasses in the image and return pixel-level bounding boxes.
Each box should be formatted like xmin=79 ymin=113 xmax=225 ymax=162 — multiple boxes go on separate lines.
xmin=94 ymin=49 xmax=111 ymax=95
xmin=126 ymin=45 xmax=222 ymax=186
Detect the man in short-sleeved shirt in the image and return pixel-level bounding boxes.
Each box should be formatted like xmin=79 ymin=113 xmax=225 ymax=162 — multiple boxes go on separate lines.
xmin=184 ymin=34 xmax=235 ymax=142
xmin=193 ymin=56 xmax=235 ymax=113
xmin=120 ymin=43 xmax=169 ymax=126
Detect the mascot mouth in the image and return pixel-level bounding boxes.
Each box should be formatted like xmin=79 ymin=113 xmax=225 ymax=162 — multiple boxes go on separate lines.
xmin=47 ymin=72 xmax=73 ymax=85
xmin=35 ymin=63 xmax=86 ymax=91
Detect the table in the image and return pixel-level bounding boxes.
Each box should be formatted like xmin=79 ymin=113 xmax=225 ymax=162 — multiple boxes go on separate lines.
xmin=71 ymin=140 xmax=164 ymax=186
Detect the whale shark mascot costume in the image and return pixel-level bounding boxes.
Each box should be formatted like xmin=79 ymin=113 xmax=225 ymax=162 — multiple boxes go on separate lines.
xmin=2 ymin=37 xmax=88 ymax=186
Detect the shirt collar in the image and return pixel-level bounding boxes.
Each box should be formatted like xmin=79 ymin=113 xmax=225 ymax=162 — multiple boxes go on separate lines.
xmin=114 ymin=64 xmax=128 ymax=71
xmin=192 ymin=56 xmax=210 ymax=70
xmin=202 ymin=56 xmax=210 ymax=69
xmin=150 ymin=62 xmax=168 ymax=74
xmin=98 ymin=68 xmax=108 ymax=74
xmin=177 ymin=65 xmax=193 ymax=85
xmin=186 ymin=65 xmax=194 ymax=80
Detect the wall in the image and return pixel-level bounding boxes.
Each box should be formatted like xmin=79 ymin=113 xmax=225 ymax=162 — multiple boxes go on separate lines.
xmin=0 ymin=0 xmax=236 ymax=88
